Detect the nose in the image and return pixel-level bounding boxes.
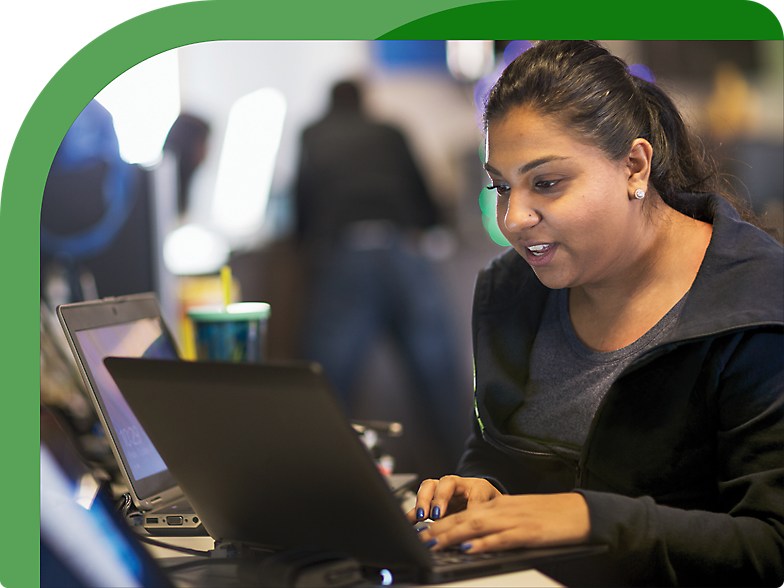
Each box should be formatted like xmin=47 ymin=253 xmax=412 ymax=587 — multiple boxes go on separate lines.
xmin=501 ymin=191 xmax=540 ymax=232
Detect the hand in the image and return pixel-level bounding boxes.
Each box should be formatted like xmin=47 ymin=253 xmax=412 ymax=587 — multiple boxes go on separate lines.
xmin=416 ymin=492 xmax=591 ymax=554
xmin=406 ymin=475 xmax=502 ymax=523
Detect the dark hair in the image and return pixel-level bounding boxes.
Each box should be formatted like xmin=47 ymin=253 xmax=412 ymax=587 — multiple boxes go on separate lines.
xmin=330 ymin=80 xmax=362 ymax=112
xmin=483 ymin=40 xmax=753 ymax=222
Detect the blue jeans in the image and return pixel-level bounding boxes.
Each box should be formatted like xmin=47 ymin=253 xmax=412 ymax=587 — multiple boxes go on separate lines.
xmin=304 ymin=240 xmax=465 ymax=466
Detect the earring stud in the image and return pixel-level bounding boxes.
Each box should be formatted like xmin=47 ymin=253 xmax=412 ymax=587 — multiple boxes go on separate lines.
xmin=634 ymin=189 xmax=645 ymax=200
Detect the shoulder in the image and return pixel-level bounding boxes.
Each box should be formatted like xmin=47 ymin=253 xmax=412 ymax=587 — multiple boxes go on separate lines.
xmin=676 ymin=194 xmax=783 ymax=339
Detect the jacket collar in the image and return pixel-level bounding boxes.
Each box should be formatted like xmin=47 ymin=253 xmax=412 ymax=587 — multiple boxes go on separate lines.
xmin=670 ymin=194 xmax=783 ymax=342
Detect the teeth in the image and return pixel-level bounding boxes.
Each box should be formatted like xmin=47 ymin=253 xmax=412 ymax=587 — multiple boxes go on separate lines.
xmin=527 ymin=244 xmax=550 ymax=256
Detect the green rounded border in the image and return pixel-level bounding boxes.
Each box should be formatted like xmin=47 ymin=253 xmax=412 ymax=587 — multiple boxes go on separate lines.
xmin=2 ymin=0 xmax=781 ymax=585
xmin=380 ymin=0 xmax=783 ymax=39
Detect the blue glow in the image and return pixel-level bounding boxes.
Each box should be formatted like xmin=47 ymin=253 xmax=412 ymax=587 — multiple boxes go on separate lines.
xmin=380 ymin=569 xmax=393 ymax=585
xmin=628 ymin=63 xmax=657 ymax=84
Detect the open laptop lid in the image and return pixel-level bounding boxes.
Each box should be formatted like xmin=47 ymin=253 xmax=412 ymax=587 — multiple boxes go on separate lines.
xmin=57 ymin=294 xmax=182 ymax=510
xmin=104 ymin=357 xmax=433 ymax=578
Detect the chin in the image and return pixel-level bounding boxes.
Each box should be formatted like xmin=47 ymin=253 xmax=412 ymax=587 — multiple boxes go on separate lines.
xmin=530 ymin=267 xmax=571 ymax=291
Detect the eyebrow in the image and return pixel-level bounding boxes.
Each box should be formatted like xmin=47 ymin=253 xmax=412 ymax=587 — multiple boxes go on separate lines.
xmin=484 ymin=156 xmax=569 ymax=177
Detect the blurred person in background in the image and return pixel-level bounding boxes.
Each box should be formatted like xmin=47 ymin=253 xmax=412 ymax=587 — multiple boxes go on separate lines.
xmin=40 ymin=99 xmax=149 ymax=308
xmin=409 ymin=40 xmax=783 ymax=587
xmin=294 ymin=80 xmax=465 ymax=474
xmin=162 ymin=113 xmax=210 ymax=217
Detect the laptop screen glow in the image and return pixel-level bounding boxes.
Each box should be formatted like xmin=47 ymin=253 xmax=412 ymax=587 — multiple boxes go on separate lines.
xmin=75 ymin=317 xmax=177 ymax=481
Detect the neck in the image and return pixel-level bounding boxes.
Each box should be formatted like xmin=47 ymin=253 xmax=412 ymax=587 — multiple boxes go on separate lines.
xmin=575 ymin=201 xmax=676 ymax=306
xmin=568 ymin=201 xmax=712 ymax=351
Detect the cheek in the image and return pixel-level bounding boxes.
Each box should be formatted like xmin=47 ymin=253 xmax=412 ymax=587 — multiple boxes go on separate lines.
xmin=553 ymin=197 xmax=621 ymax=252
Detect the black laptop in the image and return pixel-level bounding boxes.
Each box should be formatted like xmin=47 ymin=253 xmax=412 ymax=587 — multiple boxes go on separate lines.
xmin=104 ymin=356 xmax=606 ymax=585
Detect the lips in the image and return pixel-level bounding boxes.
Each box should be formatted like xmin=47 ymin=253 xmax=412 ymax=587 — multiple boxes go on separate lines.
xmin=522 ymin=242 xmax=557 ymax=266
xmin=527 ymin=243 xmax=553 ymax=256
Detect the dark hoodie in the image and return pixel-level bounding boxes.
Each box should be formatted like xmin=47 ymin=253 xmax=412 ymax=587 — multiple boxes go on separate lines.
xmin=459 ymin=194 xmax=784 ymax=586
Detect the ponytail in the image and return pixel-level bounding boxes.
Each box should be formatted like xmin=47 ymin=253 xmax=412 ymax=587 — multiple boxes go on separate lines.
xmin=485 ymin=40 xmax=770 ymax=232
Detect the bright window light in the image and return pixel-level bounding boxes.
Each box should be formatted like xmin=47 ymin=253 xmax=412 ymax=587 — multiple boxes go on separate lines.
xmin=95 ymin=49 xmax=180 ymax=165
xmin=211 ymin=88 xmax=287 ymax=239
xmin=447 ymin=40 xmax=495 ymax=81
xmin=163 ymin=223 xmax=230 ymax=276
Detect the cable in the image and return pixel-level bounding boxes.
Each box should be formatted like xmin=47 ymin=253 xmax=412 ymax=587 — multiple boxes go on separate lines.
xmin=157 ymin=558 xmax=242 ymax=573
xmin=115 ymin=493 xmax=132 ymax=518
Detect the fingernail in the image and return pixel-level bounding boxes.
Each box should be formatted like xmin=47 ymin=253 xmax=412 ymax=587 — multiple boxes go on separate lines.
xmin=460 ymin=542 xmax=472 ymax=551
xmin=432 ymin=506 xmax=441 ymax=520
xmin=416 ymin=525 xmax=429 ymax=533
xmin=416 ymin=508 xmax=425 ymax=520
xmin=425 ymin=538 xmax=438 ymax=549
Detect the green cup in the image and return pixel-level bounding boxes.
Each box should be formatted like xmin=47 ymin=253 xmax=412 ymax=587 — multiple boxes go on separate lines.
xmin=188 ymin=302 xmax=270 ymax=363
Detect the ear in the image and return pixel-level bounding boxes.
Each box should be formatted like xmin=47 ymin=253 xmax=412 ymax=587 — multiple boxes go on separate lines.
xmin=626 ymin=138 xmax=653 ymax=199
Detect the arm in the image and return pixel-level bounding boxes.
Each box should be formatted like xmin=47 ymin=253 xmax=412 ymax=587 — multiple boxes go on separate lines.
xmin=579 ymin=329 xmax=784 ymax=587
xmin=293 ymin=134 xmax=315 ymax=244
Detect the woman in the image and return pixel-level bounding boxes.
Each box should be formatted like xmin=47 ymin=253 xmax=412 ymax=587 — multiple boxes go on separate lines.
xmin=409 ymin=40 xmax=783 ymax=586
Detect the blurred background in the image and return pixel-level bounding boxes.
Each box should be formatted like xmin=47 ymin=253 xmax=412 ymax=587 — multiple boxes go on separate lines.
xmin=39 ymin=40 xmax=784 ymax=481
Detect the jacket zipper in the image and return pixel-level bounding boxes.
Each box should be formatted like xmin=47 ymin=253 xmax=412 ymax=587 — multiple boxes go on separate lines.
xmin=484 ymin=428 xmax=562 ymax=458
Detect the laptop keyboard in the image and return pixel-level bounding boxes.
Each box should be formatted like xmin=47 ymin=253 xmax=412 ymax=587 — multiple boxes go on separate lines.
xmin=431 ymin=547 xmax=516 ymax=565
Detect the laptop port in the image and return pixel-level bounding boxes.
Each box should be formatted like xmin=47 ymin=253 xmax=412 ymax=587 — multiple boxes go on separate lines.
xmin=166 ymin=516 xmax=184 ymax=526
xmin=146 ymin=518 xmax=159 ymax=524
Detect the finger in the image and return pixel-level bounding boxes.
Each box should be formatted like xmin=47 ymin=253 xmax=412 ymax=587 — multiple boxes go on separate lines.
xmin=407 ymin=479 xmax=439 ymax=522
xmin=429 ymin=476 xmax=462 ymax=520
xmin=427 ymin=493 xmax=590 ymax=551
xmin=457 ymin=528 xmax=530 ymax=554
xmin=419 ymin=511 xmax=491 ymax=551
xmin=465 ymin=480 xmax=502 ymax=509
xmin=419 ymin=507 xmax=503 ymax=550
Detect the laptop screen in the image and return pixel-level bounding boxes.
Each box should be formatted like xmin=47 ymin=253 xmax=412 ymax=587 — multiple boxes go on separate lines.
xmin=75 ymin=317 xmax=176 ymax=481
xmin=57 ymin=294 xmax=191 ymax=508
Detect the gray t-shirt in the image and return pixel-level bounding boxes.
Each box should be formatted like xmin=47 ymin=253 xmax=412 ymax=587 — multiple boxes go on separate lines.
xmin=505 ymin=288 xmax=685 ymax=456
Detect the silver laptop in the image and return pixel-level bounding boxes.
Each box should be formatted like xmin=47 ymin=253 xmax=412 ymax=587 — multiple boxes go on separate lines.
xmin=57 ymin=293 xmax=205 ymax=535
xmin=106 ymin=357 xmax=607 ymax=585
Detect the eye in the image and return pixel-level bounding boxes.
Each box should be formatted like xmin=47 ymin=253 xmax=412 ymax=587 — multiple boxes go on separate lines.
xmin=534 ymin=179 xmax=560 ymax=190
xmin=486 ymin=183 xmax=510 ymax=196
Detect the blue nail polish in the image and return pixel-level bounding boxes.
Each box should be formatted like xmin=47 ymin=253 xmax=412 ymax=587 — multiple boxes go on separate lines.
xmin=425 ymin=538 xmax=438 ymax=549
xmin=416 ymin=508 xmax=425 ymax=520
xmin=416 ymin=525 xmax=429 ymax=533
xmin=460 ymin=543 xmax=472 ymax=551
xmin=432 ymin=506 xmax=441 ymax=520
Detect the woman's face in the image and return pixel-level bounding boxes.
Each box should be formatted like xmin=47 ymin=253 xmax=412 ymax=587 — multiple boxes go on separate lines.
xmin=485 ymin=106 xmax=643 ymax=291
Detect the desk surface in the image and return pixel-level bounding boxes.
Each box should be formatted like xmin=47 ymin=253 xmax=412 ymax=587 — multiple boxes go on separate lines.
xmin=144 ymin=536 xmax=565 ymax=587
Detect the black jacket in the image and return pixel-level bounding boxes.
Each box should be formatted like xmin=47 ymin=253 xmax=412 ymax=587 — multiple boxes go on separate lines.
xmin=294 ymin=109 xmax=438 ymax=248
xmin=458 ymin=194 xmax=784 ymax=586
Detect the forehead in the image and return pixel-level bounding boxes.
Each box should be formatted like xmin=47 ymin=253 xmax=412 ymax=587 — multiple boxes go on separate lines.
xmin=485 ymin=106 xmax=575 ymax=159
xmin=485 ymin=106 xmax=603 ymax=171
